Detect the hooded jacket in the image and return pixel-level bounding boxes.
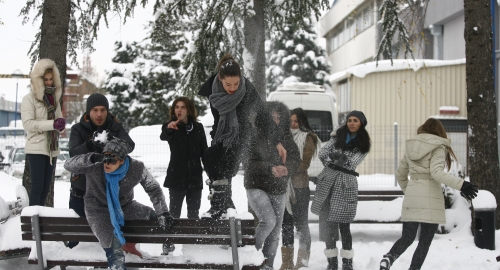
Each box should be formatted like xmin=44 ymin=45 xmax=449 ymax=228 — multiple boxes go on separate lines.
xmin=396 ymin=133 xmax=464 ymax=224
xmin=21 ymin=59 xmax=63 ymax=157
xmin=244 ymin=101 xmax=301 ymax=195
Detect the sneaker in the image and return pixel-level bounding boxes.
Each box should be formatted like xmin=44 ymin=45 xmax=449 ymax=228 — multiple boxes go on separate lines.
xmin=162 ymin=242 xmax=175 ymax=255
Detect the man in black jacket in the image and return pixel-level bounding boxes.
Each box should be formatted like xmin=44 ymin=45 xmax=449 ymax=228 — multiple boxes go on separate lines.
xmin=67 ymin=93 xmax=135 ymax=248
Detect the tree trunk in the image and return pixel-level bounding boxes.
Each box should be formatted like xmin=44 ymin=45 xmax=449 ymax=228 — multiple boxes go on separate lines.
xmin=243 ymin=0 xmax=266 ymax=100
xmin=463 ymin=0 xmax=500 ymax=228
xmin=22 ymin=0 xmax=70 ymax=207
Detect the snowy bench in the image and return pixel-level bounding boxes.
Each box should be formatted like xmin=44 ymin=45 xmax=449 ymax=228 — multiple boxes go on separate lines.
xmin=20 ymin=207 xmax=265 ymax=270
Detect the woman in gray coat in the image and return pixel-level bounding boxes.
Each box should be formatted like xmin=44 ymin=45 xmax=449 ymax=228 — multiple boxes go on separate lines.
xmin=379 ymin=118 xmax=477 ymax=270
xmin=311 ymin=111 xmax=371 ymax=270
xmin=64 ymin=138 xmax=174 ymax=270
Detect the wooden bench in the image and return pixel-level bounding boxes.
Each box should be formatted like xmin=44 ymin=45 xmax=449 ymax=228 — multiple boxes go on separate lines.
xmin=21 ymin=215 xmax=265 ymax=270
xmin=309 ymin=189 xmax=405 ymax=224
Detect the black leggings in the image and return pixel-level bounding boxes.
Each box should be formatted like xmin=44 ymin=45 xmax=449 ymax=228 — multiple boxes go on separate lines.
xmin=325 ymin=223 xmax=352 ymax=250
xmin=388 ymin=222 xmax=438 ymax=269
xmin=204 ymin=143 xmax=241 ymax=180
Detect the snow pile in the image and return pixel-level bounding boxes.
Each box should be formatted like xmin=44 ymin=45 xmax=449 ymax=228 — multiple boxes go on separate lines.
xmin=473 ymin=190 xmax=497 ymax=210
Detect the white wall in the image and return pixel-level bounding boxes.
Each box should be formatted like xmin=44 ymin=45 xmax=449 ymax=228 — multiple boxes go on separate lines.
xmin=443 ymin=15 xmax=466 ymax=60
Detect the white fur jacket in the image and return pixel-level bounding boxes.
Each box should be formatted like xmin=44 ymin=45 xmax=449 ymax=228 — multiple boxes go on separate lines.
xmin=21 ymin=59 xmax=63 ymax=157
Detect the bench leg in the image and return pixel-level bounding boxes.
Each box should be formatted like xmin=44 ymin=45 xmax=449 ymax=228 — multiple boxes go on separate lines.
xmin=229 ymin=217 xmax=240 ymax=270
xmin=32 ymin=215 xmax=45 ymax=270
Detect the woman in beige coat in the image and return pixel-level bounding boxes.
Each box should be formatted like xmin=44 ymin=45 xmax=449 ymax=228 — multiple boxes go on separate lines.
xmin=379 ymin=118 xmax=478 ymax=270
xmin=21 ymin=58 xmax=65 ymax=206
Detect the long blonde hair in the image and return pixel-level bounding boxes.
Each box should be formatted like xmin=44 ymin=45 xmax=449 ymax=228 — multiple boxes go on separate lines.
xmin=417 ymin=118 xmax=457 ymax=170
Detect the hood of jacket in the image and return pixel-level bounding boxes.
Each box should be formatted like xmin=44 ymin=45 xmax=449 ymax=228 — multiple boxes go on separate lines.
xmin=405 ymin=133 xmax=450 ymax=161
xmin=30 ymin=59 xmax=62 ymax=103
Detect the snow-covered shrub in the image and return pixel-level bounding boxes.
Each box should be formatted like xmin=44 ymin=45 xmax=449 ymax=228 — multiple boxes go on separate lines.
xmin=437 ymin=159 xmax=467 ymax=234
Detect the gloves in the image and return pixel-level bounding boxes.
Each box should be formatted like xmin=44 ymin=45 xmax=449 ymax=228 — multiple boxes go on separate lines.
xmin=53 ymin=118 xmax=66 ymax=131
xmin=158 ymin=212 xmax=175 ymax=231
xmin=91 ymin=153 xmax=105 ymax=164
xmin=460 ymin=181 xmax=478 ymax=201
xmin=329 ymin=152 xmax=347 ymax=166
xmin=91 ymin=130 xmax=109 ymax=150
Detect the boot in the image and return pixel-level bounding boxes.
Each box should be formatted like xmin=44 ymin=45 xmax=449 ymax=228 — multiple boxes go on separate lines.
xmin=340 ymin=249 xmax=354 ymax=270
xmin=202 ymin=179 xmax=231 ymax=220
xmin=324 ymin=248 xmax=338 ymax=270
xmin=294 ymin=249 xmax=310 ymax=269
xmin=122 ymin=243 xmax=143 ymax=258
xmin=279 ymin=246 xmax=294 ymax=270
xmin=379 ymin=253 xmax=396 ymax=270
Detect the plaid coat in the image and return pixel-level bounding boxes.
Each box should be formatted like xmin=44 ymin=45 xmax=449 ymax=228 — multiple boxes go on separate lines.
xmin=311 ymin=137 xmax=367 ymax=223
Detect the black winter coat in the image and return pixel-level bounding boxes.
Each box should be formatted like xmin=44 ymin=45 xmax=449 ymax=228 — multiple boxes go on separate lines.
xmin=199 ymin=74 xmax=283 ymax=161
xmin=160 ymin=121 xmax=208 ymax=190
xmin=69 ymin=113 xmax=135 ymax=191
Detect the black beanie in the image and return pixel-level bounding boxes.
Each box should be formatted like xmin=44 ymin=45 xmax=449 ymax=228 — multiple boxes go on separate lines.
xmin=86 ymin=93 xmax=109 ymax=113
xmin=346 ymin=110 xmax=368 ymax=127
xmin=103 ymin=138 xmax=129 ymax=160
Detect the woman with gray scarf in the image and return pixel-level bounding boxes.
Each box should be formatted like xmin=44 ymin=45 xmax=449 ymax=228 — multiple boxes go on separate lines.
xmin=198 ymin=54 xmax=287 ymax=219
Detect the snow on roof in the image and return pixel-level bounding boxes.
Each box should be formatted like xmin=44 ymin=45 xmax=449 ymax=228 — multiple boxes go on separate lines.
xmin=327 ymin=58 xmax=466 ymax=83
xmin=276 ymin=82 xmax=324 ymax=92
xmin=439 ymin=106 xmax=459 ymax=111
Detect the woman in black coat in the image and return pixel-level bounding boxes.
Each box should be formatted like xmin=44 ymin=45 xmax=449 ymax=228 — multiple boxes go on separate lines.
xmin=160 ymin=97 xmax=208 ymax=219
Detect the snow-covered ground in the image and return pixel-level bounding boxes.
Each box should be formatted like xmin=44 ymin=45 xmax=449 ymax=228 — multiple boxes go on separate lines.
xmin=0 ymin=125 xmax=499 ymax=269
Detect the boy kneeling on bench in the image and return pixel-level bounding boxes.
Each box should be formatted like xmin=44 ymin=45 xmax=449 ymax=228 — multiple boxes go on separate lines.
xmin=64 ymin=138 xmax=175 ymax=270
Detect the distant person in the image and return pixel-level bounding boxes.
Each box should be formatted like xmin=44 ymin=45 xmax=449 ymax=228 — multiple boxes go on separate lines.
xmin=245 ymin=101 xmax=301 ymax=269
xmin=310 ymin=110 xmax=371 ymax=270
xmin=198 ymin=53 xmax=287 ymax=219
xmin=379 ymin=118 xmax=478 ymax=270
xmin=64 ymin=138 xmax=174 ymax=270
xmin=279 ymin=107 xmax=321 ymax=270
xmin=67 ymin=93 xmax=135 ymax=249
xmin=21 ymin=58 xmax=65 ymax=206
xmin=160 ymin=97 xmax=208 ymax=219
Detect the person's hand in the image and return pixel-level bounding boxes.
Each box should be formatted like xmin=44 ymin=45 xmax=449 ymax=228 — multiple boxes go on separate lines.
xmin=158 ymin=212 xmax=175 ymax=231
xmin=92 ymin=130 xmax=107 ymax=149
xmin=167 ymin=119 xmax=181 ymax=130
xmin=272 ymin=165 xmax=288 ymax=177
xmin=53 ymin=118 xmax=65 ymax=131
xmin=460 ymin=181 xmax=478 ymax=201
xmin=91 ymin=153 xmax=105 ymax=164
xmin=276 ymin=143 xmax=287 ymax=164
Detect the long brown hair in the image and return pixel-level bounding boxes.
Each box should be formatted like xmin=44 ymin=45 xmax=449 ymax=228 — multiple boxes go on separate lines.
xmin=417 ymin=118 xmax=457 ymax=170
xmin=169 ymin=97 xmax=197 ymax=122
xmin=217 ymin=53 xmax=241 ymax=79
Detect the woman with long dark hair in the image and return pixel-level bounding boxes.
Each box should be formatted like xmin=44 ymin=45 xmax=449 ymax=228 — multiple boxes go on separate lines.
xmin=379 ymin=118 xmax=477 ymax=270
xmin=198 ymin=54 xmax=287 ymax=219
xmin=311 ymin=110 xmax=371 ymax=270
xmin=279 ymin=107 xmax=321 ymax=270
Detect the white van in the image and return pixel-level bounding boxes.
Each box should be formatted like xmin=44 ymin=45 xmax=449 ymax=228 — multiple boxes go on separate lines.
xmin=268 ymin=82 xmax=339 ymax=182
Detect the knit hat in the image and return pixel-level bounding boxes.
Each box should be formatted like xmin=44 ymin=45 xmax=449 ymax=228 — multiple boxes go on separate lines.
xmin=86 ymin=93 xmax=109 ymax=113
xmin=103 ymin=138 xmax=129 ymax=160
xmin=346 ymin=110 xmax=368 ymax=127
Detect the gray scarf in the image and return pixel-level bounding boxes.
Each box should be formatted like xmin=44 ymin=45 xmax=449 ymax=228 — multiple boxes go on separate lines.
xmin=210 ymin=75 xmax=247 ymax=148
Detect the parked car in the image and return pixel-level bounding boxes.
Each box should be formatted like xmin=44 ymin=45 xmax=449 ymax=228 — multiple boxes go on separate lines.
xmin=4 ymin=147 xmax=70 ymax=180
xmin=59 ymin=138 xmax=69 ymax=152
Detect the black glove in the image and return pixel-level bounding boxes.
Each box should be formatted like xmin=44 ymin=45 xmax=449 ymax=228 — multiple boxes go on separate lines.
xmin=158 ymin=212 xmax=175 ymax=231
xmin=329 ymin=152 xmax=347 ymax=166
xmin=91 ymin=153 xmax=105 ymax=164
xmin=460 ymin=181 xmax=478 ymax=201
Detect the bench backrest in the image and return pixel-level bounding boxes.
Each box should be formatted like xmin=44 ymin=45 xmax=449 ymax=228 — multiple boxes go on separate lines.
xmin=21 ymin=216 xmax=256 ymax=246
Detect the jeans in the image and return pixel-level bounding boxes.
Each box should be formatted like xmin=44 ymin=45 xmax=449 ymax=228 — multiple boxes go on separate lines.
xmin=282 ymin=187 xmax=311 ymax=250
xmin=27 ymin=154 xmax=55 ymax=206
xmin=168 ymin=188 xmax=202 ymax=218
xmin=388 ymin=222 xmax=438 ymax=269
xmin=247 ymin=189 xmax=286 ymax=267
xmin=103 ymin=236 xmax=126 ymax=270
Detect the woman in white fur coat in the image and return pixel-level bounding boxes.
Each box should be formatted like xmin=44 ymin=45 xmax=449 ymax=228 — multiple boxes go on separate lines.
xmin=21 ymin=58 xmax=66 ymax=206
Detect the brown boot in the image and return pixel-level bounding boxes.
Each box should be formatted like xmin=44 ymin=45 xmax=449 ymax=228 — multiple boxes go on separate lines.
xmin=294 ymin=248 xmax=310 ymax=269
xmin=279 ymin=246 xmax=294 ymax=270
xmin=122 ymin=243 xmax=143 ymax=258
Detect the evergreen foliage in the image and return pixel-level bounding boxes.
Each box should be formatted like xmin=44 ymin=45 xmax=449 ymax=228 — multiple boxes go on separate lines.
xmin=265 ymin=18 xmax=330 ymax=93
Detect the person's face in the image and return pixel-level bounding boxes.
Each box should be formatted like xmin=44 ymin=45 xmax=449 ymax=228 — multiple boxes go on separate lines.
xmin=347 ymin=116 xmax=362 ymax=134
xmin=174 ymin=101 xmax=189 ymax=123
xmin=219 ymin=75 xmax=240 ymax=95
xmin=43 ymin=73 xmax=54 ymax=87
xmin=103 ymin=152 xmax=124 ymax=173
xmin=290 ymin=114 xmax=299 ymax=130
xmin=272 ymin=112 xmax=280 ymax=125
xmin=89 ymin=106 xmax=108 ymax=126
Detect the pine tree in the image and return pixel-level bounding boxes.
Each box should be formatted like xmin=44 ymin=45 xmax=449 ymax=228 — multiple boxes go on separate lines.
xmin=266 ymin=18 xmax=331 ymax=93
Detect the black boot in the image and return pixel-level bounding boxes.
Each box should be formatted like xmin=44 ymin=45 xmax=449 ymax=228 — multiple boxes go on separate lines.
xmin=202 ymin=179 xmax=230 ymax=220
xmin=340 ymin=249 xmax=354 ymax=270
xmin=341 ymin=258 xmax=353 ymax=270
xmin=379 ymin=253 xmax=397 ymax=270
xmin=324 ymin=248 xmax=338 ymax=270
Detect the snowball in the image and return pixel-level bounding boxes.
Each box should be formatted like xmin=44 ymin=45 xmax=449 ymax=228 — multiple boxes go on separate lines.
xmin=94 ymin=130 xmax=109 ymax=144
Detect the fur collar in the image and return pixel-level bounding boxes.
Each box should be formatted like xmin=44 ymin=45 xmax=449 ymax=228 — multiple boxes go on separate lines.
xmin=30 ymin=59 xmax=62 ymax=103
